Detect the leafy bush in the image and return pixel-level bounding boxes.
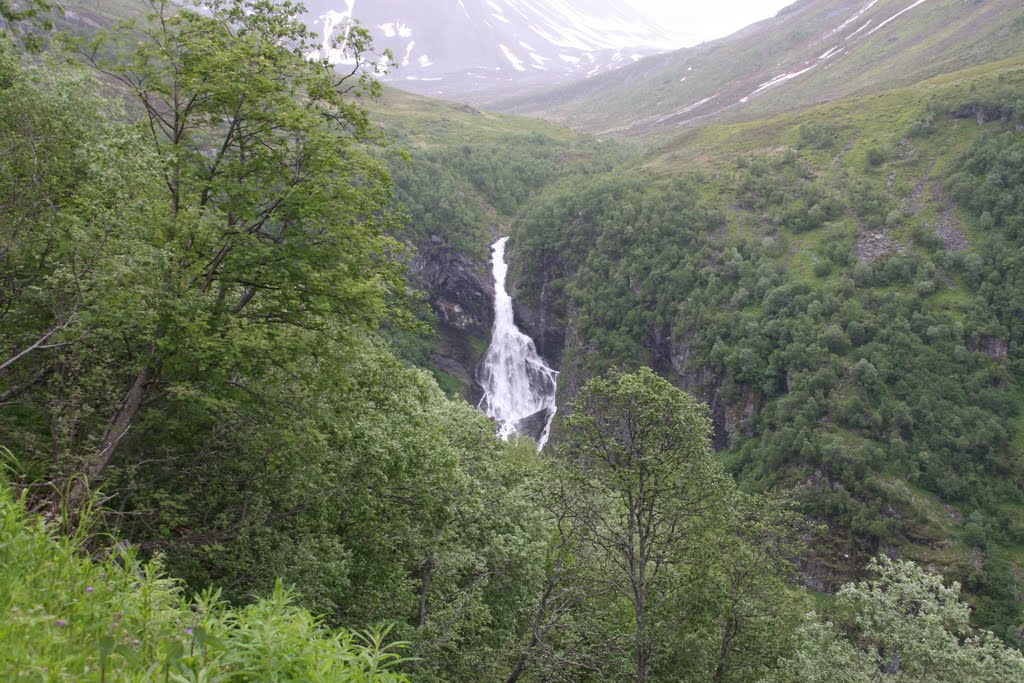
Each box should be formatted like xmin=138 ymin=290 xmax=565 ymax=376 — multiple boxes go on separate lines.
xmin=0 ymin=470 xmax=411 ymax=682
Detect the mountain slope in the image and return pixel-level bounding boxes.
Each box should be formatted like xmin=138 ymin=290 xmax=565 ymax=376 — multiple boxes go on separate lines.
xmin=302 ymin=0 xmax=676 ymax=101
xmin=495 ymin=0 xmax=1024 ymax=136
xmin=503 ymin=55 xmax=1024 ymax=635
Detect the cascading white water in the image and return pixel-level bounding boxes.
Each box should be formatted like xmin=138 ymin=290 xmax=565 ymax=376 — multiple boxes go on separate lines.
xmin=477 ymin=237 xmax=558 ymax=449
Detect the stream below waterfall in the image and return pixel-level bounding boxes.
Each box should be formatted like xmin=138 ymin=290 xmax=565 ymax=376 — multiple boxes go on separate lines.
xmin=477 ymin=237 xmax=558 ymax=449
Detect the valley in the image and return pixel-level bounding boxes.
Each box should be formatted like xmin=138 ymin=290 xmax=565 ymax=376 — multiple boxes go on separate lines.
xmin=1 ymin=0 xmax=1024 ymax=680
xmin=368 ymin=0 xmax=1024 ymax=651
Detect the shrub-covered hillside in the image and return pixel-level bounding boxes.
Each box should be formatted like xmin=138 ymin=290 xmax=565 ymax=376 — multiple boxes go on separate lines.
xmin=510 ymin=57 xmax=1024 ymax=640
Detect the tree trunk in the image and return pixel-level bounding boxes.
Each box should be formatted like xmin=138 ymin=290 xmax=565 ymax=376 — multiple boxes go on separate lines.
xmin=636 ymin=594 xmax=649 ymax=683
xmin=418 ymin=553 xmax=434 ymax=627
xmin=68 ymin=364 xmax=154 ymax=507
xmin=713 ymin=617 xmax=736 ymax=683
xmin=504 ymin=631 xmax=538 ymax=683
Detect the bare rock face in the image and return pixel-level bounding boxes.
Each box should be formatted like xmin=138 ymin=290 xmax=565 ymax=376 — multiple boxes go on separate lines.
xmin=969 ymin=336 xmax=1009 ymax=359
xmin=408 ymin=235 xmax=494 ymax=398
xmin=508 ymin=253 xmax=566 ymax=367
xmin=514 ymin=406 xmax=556 ymax=444
xmin=411 ymin=236 xmax=493 ymax=334
xmin=512 ymin=297 xmax=565 ymax=368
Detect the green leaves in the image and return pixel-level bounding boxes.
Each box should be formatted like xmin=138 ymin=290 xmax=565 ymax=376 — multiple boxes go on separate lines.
xmin=0 ymin=479 xmax=412 ymax=681
xmin=544 ymin=369 xmax=803 ymax=682
xmin=773 ymin=556 xmax=1024 ymax=682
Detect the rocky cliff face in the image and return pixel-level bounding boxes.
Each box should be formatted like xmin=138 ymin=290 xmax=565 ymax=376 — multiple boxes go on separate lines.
xmin=648 ymin=324 xmax=761 ymax=452
xmin=505 ymin=245 xmax=756 ymax=450
xmin=408 ymin=234 xmax=494 ymax=401
xmin=511 ymin=288 xmax=565 ymax=368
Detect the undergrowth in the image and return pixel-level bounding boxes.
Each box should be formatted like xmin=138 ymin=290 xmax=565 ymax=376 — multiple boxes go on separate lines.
xmin=0 ymin=459 xmax=411 ymax=682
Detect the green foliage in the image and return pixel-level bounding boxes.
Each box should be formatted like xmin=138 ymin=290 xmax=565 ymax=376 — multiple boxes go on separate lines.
xmin=773 ymin=556 xmax=1024 ymax=682
xmin=1 ymin=0 xmax=410 ymax=496
xmin=0 ymin=8 xmax=550 ymax=679
xmin=0 ymin=471 xmax=411 ymax=681
xmin=514 ymin=149 xmax=1019 ymax=531
xmin=3 ymin=0 xmax=1024 ymax=678
xmin=797 ymin=122 xmax=839 ymax=150
xmin=517 ymin=369 xmax=808 ymax=682
xmin=0 ymin=0 xmax=55 ymax=51
xmin=387 ymin=130 xmax=634 ymax=260
xmin=510 ymin=77 xmax=1024 ymax=633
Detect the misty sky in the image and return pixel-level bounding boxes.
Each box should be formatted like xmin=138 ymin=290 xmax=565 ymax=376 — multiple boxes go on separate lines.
xmin=625 ymin=0 xmax=796 ymax=46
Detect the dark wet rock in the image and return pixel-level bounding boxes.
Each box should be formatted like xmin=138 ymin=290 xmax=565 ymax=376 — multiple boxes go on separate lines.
xmin=509 ymin=249 xmax=567 ymax=366
xmin=408 ymin=234 xmax=494 ymax=399
xmin=968 ymin=336 xmax=1009 ymax=359
xmin=515 ymin=407 xmax=555 ymax=443
xmin=513 ymin=299 xmax=565 ymax=365
xmin=411 ymin=236 xmax=493 ymax=334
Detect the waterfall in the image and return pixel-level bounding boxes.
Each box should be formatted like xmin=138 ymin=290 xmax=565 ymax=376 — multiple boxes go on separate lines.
xmin=477 ymin=237 xmax=558 ymax=449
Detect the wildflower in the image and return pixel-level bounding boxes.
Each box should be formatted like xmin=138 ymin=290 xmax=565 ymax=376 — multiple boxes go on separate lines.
xmin=56 ymin=619 xmax=67 ymax=626
xmin=185 ymin=627 xmax=193 ymax=635
xmin=85 ymin=586 xmax=93 ymax=593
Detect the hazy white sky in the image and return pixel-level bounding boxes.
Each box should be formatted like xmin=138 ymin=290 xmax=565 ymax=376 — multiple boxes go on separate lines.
xmin=625 ymin=0 xmax=796 ymax=46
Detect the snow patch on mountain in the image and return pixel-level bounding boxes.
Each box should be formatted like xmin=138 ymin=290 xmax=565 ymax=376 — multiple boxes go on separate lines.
xmin=309 ymin=4 xmax=356 ymax=64
xmin=751 ymin=63 xmax=819 ymax=96
xmin=819 ymin=45 xmax=843 ymax=60
xmin=499 ymin=44 xmax=526 ymax=72
xmin=656 ymin=95 xmax=717 ymax=123
xmin=400 ymin=41 xmax=415 ymax=66
xmin=737 ymin=0 xmax=931 ymax=107
xmin=833 ymin=0 xmax=879 ymax=36
xmin=302 ymin=0 xmax=675 ymax=99
xmin=864 ymin=0 xmax=930 ymax=38
xmin=847 ymin=20 xmax=872 ymax=40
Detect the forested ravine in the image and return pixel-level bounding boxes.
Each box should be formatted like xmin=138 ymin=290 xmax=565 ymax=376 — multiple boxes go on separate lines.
xmin=477 ymin=237 xmax=559 ymax=448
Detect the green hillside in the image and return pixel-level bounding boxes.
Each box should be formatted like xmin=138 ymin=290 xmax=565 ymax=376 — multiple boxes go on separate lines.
xmin=507 ymin=54 xmax=1024 ymax=638
xmin=366 ymin=46 xmax=1024 ymax=646
xmin=495 ymin=0 xmax=1024 ymax=138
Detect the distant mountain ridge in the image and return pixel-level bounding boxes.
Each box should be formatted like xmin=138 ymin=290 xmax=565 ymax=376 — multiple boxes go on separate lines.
xmin=301 ymin=0 xmax=676 ymax=101
xmin=494 ymin=0 xmax=1024 ymax=136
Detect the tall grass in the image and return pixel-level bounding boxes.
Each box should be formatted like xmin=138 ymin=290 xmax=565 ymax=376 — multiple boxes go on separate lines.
xmin=0 ymin=456 xmax=411 ymax=682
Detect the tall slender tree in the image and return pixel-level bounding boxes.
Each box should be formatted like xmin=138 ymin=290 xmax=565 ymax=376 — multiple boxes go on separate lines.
xmin=559 ymin=368 xmax=732 ymax=683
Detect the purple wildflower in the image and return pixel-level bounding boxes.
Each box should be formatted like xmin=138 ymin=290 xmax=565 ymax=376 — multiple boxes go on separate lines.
xmin=85 ymin=586 xmax=93 ymax=593
xmin=185 ymin=627 xmax=193 ymax=635
xmin=56 ymin=619 xmax=67 ymax=626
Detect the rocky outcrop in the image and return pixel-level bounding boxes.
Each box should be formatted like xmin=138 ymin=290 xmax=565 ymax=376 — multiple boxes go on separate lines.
xmin=408 ymin=234 xmax=494 ymax=399
xmin=411 ymin=235 xmax=494 ymax=334
xmin=969 ymin=336 xmax=1009 ymax=359
xmin=852 ymin=208 xmax=907 ymax=262
xmin=508 ymin=250 xmax=566 ymax=367
xmin=649 ymin=324 xmax=763 ymax=452
xmin=512 ymin=298 xmax=565 ymax=368
xmin=515 ymin=407 xmax=556 ymax=444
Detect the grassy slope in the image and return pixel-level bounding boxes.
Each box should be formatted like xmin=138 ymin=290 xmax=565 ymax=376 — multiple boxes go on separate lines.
xmin=371 ymin=87 xmax=592 ymax=150
xmin=495 ymin=0 xmax=1024 ymax=139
